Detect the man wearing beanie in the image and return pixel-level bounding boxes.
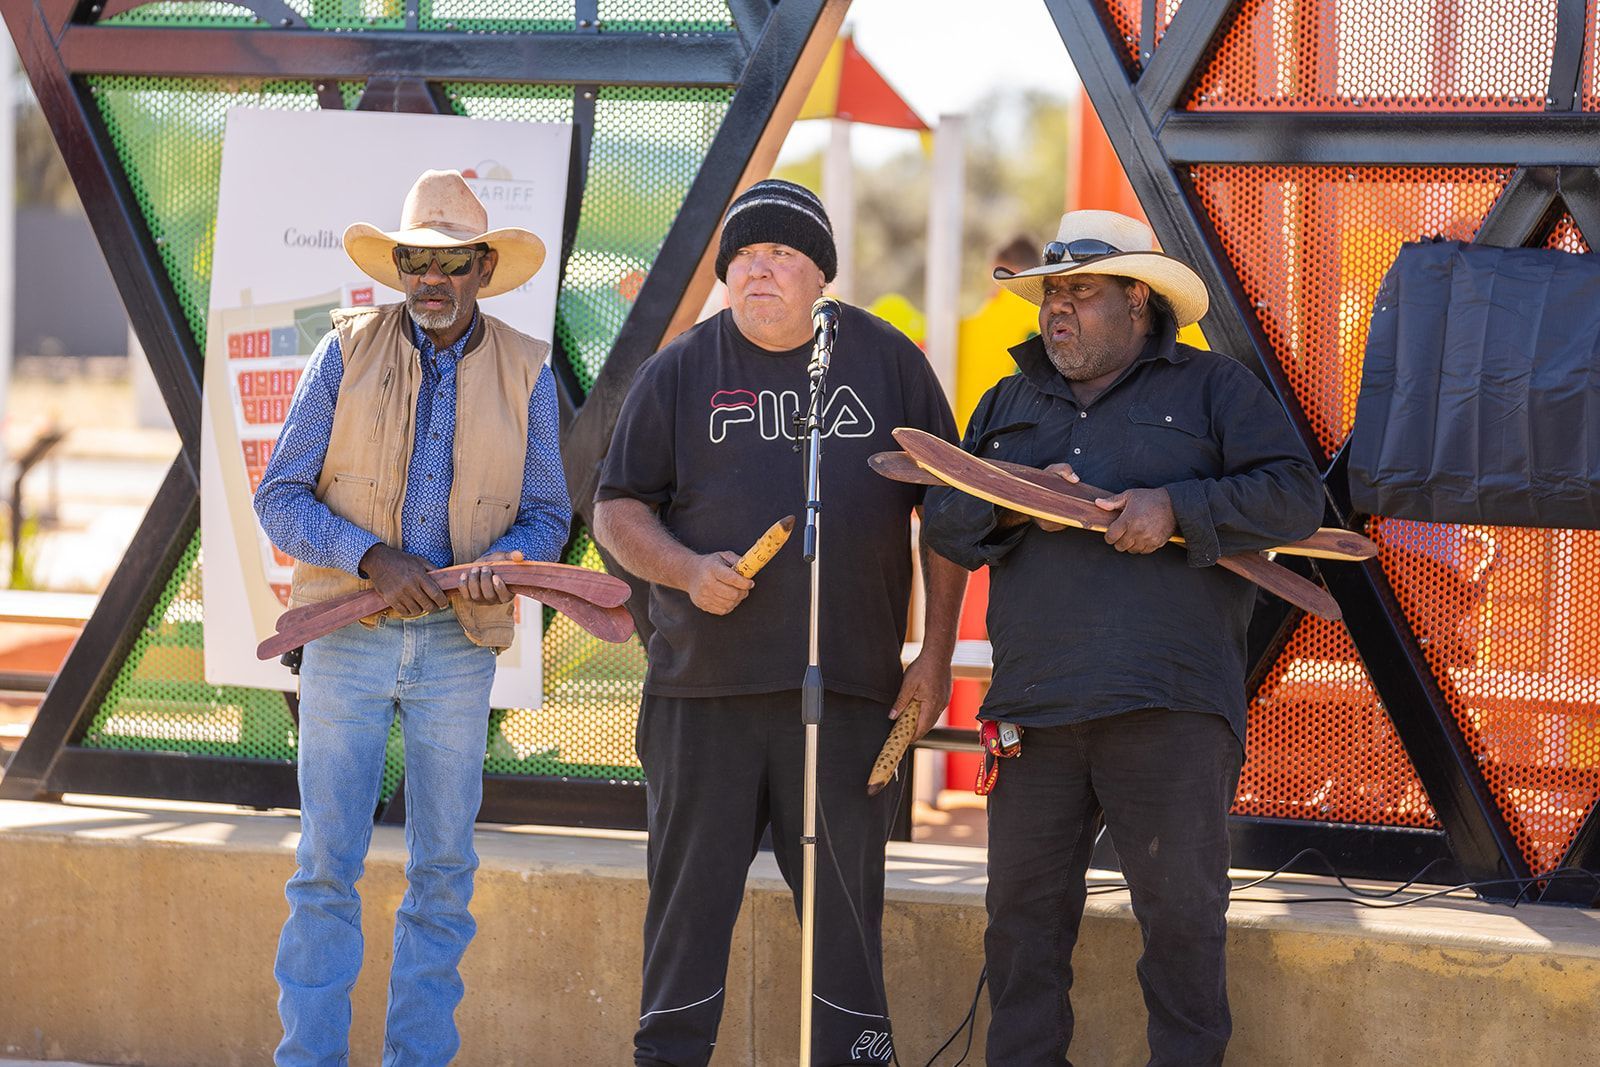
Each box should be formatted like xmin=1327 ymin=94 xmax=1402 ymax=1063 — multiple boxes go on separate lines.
xmin=594 ymin=178 xmax=967 ymax=1066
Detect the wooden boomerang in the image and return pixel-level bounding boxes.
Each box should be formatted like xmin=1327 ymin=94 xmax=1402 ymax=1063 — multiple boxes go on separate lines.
xmin=273 ymin=560 xmax=629 ymax=635
xmin=257 ymin=584 xmax=633 ymax=660
xmin=258 ymin=562 xmax=633 ymax=659
xmin=873 ymin=451 xmax=1374 ymax=562
xmin=891 ymin=428 xmax=1343 ymax=621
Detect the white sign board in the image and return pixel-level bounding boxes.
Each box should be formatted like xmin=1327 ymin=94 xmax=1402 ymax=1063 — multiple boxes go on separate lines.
xmin=200 ymin=107 xmax=572 ymax=706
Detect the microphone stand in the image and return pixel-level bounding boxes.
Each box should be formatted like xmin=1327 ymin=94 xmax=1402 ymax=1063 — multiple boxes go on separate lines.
xmin=796 ymin=301 xmax=835 ymax=1066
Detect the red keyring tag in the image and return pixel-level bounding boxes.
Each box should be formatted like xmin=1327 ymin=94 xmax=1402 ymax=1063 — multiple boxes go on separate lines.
xmin=974 ymin=720 xmax=1022 ymax=795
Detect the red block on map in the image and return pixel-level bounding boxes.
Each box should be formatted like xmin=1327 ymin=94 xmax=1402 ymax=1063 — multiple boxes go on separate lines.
xmin=351 ymin=287 xmax=374 ymax=306
xmin=228 ymin=333 xmax=242 ymax=359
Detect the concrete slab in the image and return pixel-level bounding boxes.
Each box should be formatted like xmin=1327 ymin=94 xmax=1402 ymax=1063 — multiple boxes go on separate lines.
xmin=1 ymin=795 xmax=1597 ymax=1065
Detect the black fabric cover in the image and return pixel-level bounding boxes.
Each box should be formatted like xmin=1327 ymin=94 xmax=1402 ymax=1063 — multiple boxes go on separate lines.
xmin=1348 ymin=239 xmax=1600 ymax=529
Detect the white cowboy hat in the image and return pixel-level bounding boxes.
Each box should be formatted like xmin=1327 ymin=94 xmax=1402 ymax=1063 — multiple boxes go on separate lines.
xmin=993 ymin=210 xmax=1209 ymax=327
xmin=343 ymin=169 xmax=546 ymax=298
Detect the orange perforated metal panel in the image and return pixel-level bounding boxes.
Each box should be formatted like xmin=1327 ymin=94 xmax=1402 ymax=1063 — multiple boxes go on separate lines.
xmin=1098 ymin=0 xmax=1144 ymax=69
xmin=1546 ymin=212 xmax=1591 ymax=252
xmin=1237 ymin=617 xmax=1438 ymax=827
xmin=1372 ymin=519 xmax=1600 ymax=874
xmin=1188 ymin=164 xmax=1511 ymax=457
xmin=1187 ymin=0 xmax=1557 ymax=111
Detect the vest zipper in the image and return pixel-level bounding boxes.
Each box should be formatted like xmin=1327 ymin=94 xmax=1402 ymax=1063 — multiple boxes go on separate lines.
xmin=369 ymin=365 xmax=395 ymax=442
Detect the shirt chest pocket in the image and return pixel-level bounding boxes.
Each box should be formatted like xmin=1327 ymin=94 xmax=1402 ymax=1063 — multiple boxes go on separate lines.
xmin=1120 ymin=402 xmax=1218 ymax=487
xmin=974 ymin=421 xmax=1040 ymax=467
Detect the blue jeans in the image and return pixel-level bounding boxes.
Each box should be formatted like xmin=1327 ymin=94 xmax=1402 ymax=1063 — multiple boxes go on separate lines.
xmin=274 ymin=610 xmax=496 ymax=1067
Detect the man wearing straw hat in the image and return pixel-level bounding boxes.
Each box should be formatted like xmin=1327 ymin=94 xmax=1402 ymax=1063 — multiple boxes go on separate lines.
xmin=254 ymin=169 xmax=571 ymax=1066
xmin=922 ymin=210 xmax=1322 ymax=1065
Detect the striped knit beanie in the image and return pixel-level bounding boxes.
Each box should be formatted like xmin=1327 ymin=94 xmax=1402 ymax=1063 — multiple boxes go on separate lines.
xmin=714 ymin=179 xmax=837 ymax=282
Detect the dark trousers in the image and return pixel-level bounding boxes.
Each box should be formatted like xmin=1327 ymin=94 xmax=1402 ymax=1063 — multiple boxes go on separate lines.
xmin=634 ymin=690 xmax=899 ymax=1067
xmin=984 ymin=708 xmax=1243 ymax=1067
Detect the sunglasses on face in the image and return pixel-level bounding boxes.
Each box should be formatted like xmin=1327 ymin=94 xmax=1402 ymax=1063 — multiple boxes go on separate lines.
xmin=392 ymin=245 xmax=487 ymax=277
xmin=1042 ymin=239 xmax=1122 ymax=266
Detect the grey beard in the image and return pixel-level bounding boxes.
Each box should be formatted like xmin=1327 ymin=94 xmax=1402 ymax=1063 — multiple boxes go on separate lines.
xmin=1043 ymin=336 xmax=1122 ymax=382
xmin=407 ymin=291 xmax=460 ymax=332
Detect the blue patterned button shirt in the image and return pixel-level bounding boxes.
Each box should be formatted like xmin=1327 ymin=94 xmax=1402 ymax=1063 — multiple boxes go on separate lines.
xmin=254 ymin=310 xmax=571 ymax=573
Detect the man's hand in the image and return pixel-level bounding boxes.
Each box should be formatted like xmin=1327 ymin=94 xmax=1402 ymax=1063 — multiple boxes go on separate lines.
xmin=1094 ymin=487 xmax=1177 ymax=553
xmin=688 ymin=551 xmax=755 ymax=615
xmin=997 ymin=461 xmax=1079 ymax=532
xmin=890 ymin=652 xmax=953 ymax=742
xmin=360 ymin=543 xmax=450 ymax=616
xmin=461 ymin=550 xmax=523 ymax=605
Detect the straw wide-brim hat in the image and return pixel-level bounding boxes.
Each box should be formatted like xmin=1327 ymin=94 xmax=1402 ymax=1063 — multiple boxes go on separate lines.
xmin=343 ymin=169 xmax=546 ymax=298
xmin=994 ymin=210 xmax=1209 ymax=327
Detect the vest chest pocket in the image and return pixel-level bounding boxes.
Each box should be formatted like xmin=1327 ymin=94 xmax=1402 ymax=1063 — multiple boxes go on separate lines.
xmin=471 ymin=496 xmax=516 ymax=555
xmin=323 ymin=472 xmax=377 ymax=531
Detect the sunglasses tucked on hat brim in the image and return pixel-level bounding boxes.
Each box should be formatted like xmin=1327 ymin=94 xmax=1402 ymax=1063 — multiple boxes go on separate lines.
xmin=343 ymin=220 xmax=546 ymax=299
xmin=993 ymin=250 xmax=1210 ymax=328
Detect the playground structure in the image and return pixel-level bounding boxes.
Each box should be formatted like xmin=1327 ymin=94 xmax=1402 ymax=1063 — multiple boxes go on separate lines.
xmin=0 ymin=0 xmax=1598 ymax=910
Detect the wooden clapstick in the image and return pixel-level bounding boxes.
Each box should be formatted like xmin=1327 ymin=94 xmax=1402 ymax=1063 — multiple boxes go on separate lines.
xmin=734 ymin=515 xmax=796 ymax=578
xmin=867 ymin=699 xmax=921 ymax=796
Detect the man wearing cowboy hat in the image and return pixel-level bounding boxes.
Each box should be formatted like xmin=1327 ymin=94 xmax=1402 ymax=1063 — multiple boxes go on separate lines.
xmin=254 ymin=169 xmax=570 ymax=1066
xmin=593 ymin=178 xmax=966 ymax=1066
xmin=922 ymin=210 xmax=1322 ymax=1065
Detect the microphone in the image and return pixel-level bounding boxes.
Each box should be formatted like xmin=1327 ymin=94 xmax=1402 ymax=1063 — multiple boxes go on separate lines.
xmin=809 ymin=296 xmax=840 ymax=380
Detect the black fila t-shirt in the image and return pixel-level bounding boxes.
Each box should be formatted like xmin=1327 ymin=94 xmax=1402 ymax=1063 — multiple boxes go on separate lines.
xmin=596 ymin=305 xmax=958 ymax=703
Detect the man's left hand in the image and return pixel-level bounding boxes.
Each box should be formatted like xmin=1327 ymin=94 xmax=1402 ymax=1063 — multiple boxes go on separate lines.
xmin=1094 ymin=488 xmax=1177 ymax=554
xmin=891 ymin=652 xmax=953 ymax=742
xmin=462 ymin=550 xmax=523 ymax=604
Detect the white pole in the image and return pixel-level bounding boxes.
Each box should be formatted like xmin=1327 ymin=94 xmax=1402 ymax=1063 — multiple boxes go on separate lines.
xmin=924 ymin=113 xmax=964 ymax=403
xmin=822 ymin=117 xmax=854 ymax=301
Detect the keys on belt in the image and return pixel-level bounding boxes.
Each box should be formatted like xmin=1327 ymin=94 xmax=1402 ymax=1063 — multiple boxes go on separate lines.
xmin=974 ymin=719 xmax=1022 ymax=796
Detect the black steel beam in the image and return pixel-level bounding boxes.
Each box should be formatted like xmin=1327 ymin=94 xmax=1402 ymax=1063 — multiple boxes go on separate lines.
xmin=1162 ymin=113 xmax=1600 ymax=166
xmin=1552 ymin=166 xmax=1600 ymax=244
xmin=727 ymin=0 xmax=776 ymax=54
xmin=1545 ymin=801 xmax=1600 ymax=904
xmin=1475 ymin=167 xmax=1562 ymax=247
xmin=1549 ymin=0 xmax=1588 ymax=112
xmin=1227 ymin=817 xmax=1459 ymax=884
xmin=47 ymin=749 xmax=299 ymax=809
xmin=1138 ymin=0 xmax=1234 ymax=119
xmin=0 ymin=460 xmax=198 ymax=800
xmin=1046 ymin=0 xmax=1322 ymax=454
xmin=475 ymin=775 xmax=647 ymax=831
xmin=563 ymin=0 xmax=845 ymax=532
xmin=1316 ymin=556 xmax=1526 ymax=888
xmin=56 ymin=25 xmax=749 ymax=86
xmin=1092 ymin=816 xmax=1460 ymax=885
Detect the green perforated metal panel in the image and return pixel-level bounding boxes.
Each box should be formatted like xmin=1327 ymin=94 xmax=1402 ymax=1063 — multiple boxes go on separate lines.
xmin=82 ymin=534 xmax=299 ymax=761
xmin=81 ymin=74 xmax=734 ymax=797
xmin=99 ymin=0 xmax=734 ymax=32
xmin=103 ymin=2 xmax=263 ymax=27
xmin=598 ymin=0 xmax=733 ymax=32
xmin=90 ymin=76 xmax=321 ymax=347
xmin=420 ymin=0 xmax=571 ymax=32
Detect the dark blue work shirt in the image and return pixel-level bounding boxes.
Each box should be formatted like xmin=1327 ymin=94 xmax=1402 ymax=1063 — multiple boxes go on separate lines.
xmin=920 ymin=317 xmax=1323 ymax=745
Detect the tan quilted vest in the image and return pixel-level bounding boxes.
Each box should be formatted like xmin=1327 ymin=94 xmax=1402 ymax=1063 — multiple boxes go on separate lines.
xmin=288 ymin=302 xmax=549 ymax=650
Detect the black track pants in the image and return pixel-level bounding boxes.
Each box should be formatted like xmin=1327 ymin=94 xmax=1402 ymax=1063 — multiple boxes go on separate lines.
xmin=633 ymin=690 xmax=900 ymax=1067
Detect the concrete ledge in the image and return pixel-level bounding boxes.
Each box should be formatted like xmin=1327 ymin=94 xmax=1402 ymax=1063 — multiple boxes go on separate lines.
xmin=0 ymin=797 xmax=1597 ymax=1065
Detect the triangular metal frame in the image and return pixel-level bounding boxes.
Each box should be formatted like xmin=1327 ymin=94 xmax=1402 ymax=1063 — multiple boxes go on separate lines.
xmin=0 ymin=0 xmax=850 ymax=826
xmin=1048 ymin=0 xmax=1600 ymax=899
